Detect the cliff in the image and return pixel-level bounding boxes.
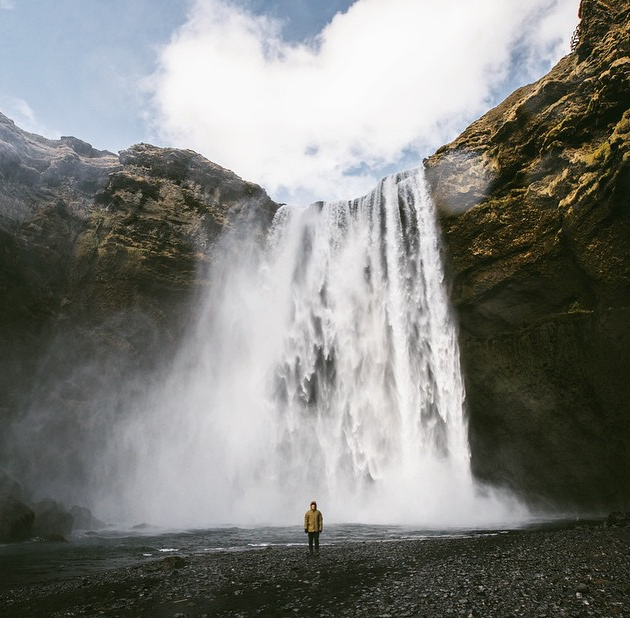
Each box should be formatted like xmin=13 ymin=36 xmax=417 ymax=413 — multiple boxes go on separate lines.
xmin=0 ymin=114 xmax=278 ymax=512
xmin=425 ymin=0 xmax=630 ymax=510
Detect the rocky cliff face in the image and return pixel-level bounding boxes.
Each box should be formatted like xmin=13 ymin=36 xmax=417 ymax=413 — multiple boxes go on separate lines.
xmin=425 ymin=0 xmax=630 ymax=510
xmin=0 ymin=112 xmax=277 ymax=388
xmin=0 ymin=113 xmax=278 ymax=519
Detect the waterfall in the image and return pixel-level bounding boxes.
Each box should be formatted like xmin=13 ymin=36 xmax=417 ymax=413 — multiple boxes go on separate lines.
xmin=99 ymin=167 xmax=524 ymax=528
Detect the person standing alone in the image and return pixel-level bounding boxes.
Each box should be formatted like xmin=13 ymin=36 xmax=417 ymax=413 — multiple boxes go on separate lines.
xmin=304 ymin=501 xmax=323 ymax=555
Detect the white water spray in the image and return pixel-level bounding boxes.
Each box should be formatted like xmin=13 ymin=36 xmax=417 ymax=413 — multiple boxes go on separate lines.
xmin=100 ymin=168 xmax=525 ymax=528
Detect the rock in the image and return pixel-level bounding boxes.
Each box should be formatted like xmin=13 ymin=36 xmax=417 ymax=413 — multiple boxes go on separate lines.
xmin=69 ymin=505 xmax=105 ymax=530
xmin=161 ymin=556 xmax=187 ymax=570
xmin=32 ymin=499 xmax=73 ymax=537
xmin=0 ymin=492 xmax=34 ymax=542
xmin=425 ymin=0 xmax=630 ymax=510
xmin=606 ymin=511 xmax=630 ymax=526
xmin=38 ymin=533 xmax=69 ymax=543
xmin=573 ymin=0 xmax=626 ymax=61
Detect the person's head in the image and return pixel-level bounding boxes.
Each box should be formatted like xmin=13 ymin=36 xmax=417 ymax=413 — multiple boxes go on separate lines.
xmin=310 ymin=501 xmax=317 ymax=510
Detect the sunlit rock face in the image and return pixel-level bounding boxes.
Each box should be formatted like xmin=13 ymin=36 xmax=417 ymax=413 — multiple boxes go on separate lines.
xmin=0 ymin=113 xmax=278 ymax=495
xmin=425 ymin=0 xmax=630 ymax=510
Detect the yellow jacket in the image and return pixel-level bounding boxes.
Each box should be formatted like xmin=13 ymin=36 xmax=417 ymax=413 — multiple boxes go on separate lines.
xmin=304 ymin=508 xmax=323 ymax=532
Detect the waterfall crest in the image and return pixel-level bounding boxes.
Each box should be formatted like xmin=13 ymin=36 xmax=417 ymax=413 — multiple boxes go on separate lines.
xmin=101 ymin=168 xmax=524 ymax=527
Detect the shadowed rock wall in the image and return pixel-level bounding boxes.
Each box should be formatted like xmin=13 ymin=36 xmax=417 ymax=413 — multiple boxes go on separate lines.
xmin=0 ymin=113 xmax=278 ymax=503
xmin=425 ymin=0 xmax=630 ymax=510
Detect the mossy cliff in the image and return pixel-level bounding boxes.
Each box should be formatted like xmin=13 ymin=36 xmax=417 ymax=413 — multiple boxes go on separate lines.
xmin=425 ymin=0 xmax=630 ymax=510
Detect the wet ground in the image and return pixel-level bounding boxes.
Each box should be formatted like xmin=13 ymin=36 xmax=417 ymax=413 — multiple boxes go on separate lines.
xmin=1 ymin=522 xmax=629 ymax=617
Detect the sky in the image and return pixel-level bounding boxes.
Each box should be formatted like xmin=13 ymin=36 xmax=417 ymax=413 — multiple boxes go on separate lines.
xmin=0 ymin=0 xmax=581 ymax=204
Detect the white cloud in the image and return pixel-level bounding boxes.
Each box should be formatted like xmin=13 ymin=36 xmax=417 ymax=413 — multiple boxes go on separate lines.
xmin=0 ymin=0 xmax=15 ymax=9
xmin=148 ymin=0 xmax=580 ymax=204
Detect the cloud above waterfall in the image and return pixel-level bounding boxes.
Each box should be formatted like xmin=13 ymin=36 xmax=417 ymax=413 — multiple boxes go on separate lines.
xmin=147 ymin=0 xmax=580 ymax=204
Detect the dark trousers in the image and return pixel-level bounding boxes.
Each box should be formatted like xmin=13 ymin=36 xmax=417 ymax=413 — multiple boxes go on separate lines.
xmin=308 ymin=531 xmax=320 ymax=553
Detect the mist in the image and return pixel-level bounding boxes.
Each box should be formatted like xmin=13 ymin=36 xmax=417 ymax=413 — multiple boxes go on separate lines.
xmin=60 ymin=167 xmax=528 ymax=529
xmin=1 ymin=161 xmax=531 ymax=530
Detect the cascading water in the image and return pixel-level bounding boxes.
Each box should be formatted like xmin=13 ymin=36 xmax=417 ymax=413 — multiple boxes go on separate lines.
xmin=98 ymin=167 xmax=524 ymax=528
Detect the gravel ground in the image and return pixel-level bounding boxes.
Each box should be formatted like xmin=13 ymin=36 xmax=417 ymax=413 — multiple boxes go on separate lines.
xmin=2 ymin=522 xmax=630 ymax=618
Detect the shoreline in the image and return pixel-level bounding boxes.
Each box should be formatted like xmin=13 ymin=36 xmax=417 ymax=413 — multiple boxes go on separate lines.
xmin=2 ymin=522 xmax=629 ymax=617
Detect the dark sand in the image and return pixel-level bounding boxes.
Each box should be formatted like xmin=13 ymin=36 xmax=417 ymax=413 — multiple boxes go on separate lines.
xmin=2 ymin=522 xmax=629 ymax=617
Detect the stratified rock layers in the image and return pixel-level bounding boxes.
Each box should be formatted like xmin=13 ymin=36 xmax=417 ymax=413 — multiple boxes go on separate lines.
xmin=425 ymin=0 xmax=630 ymax=509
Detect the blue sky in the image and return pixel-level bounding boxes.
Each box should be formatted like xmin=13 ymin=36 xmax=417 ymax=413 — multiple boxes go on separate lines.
xmin=0 ymin=0 xmax=353 ymax=151
xmin=0 ymin=0 xmax=580 ymax=204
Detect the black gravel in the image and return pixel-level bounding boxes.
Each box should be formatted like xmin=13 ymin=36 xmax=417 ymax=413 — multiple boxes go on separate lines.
xmin=2 ymin=522 xmax=630 ymax=617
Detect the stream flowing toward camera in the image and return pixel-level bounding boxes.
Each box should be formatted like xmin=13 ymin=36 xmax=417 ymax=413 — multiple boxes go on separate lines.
xmin=97 ymin=168 xmax=524 ymax=528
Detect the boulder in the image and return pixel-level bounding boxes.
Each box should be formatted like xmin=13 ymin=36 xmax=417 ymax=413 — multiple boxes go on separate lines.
xmin=32 ymin=499 xmax=73 ymax=538
xmin=69 ymin=505 xmax=106 ymax=530
xmin=606 ymin=511 xmax=630 ymax=527
xmin=0 ymin=493 xmax=34 ymax=542
xmin=161 ymin=555 xmax=187 ymax=570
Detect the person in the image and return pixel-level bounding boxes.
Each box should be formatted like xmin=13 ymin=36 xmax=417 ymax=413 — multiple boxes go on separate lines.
xmin=304 ymin=500 xmax=323 ymax=555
